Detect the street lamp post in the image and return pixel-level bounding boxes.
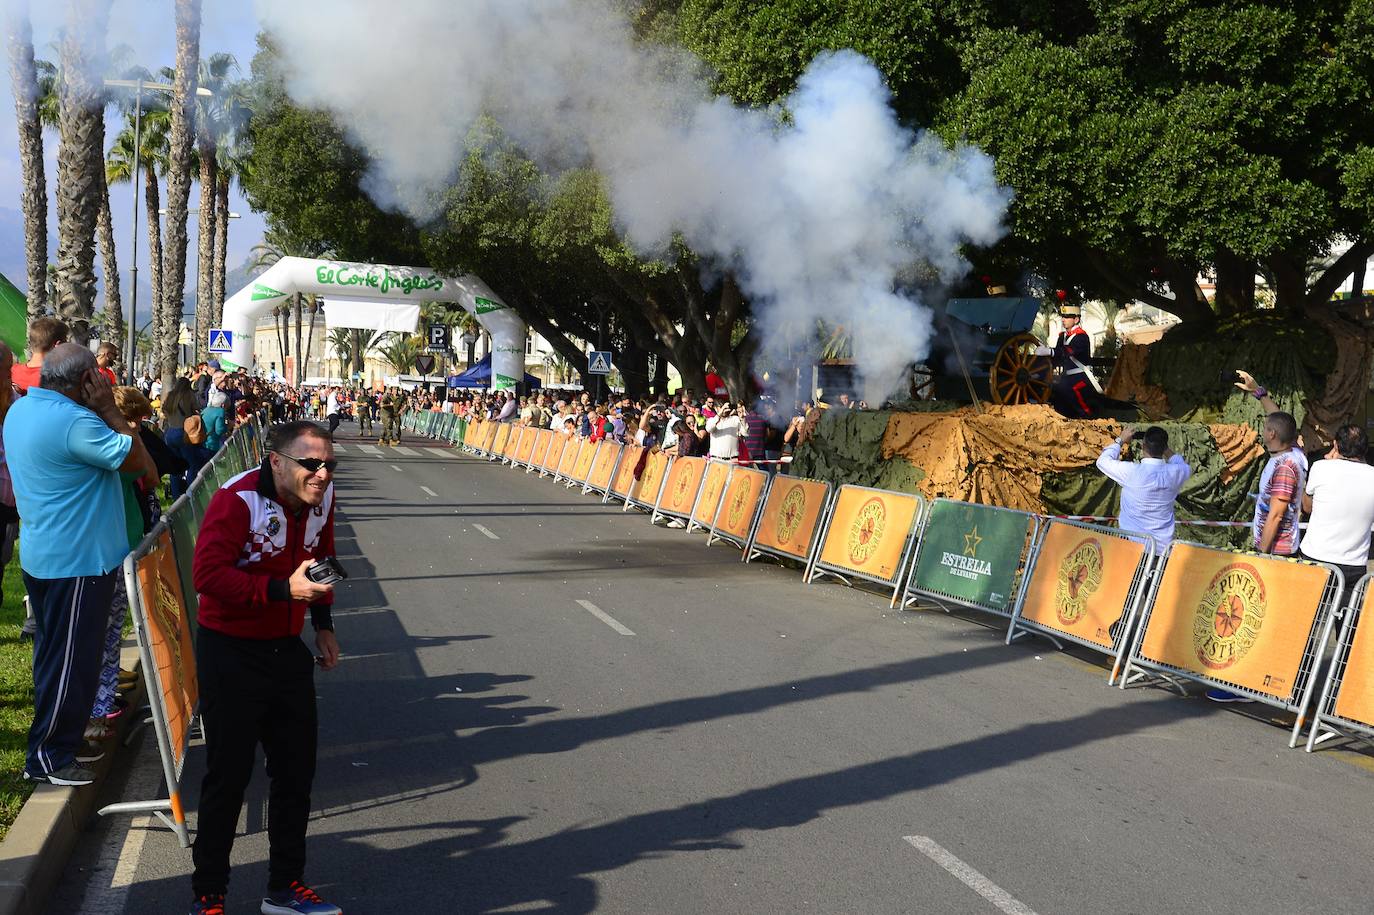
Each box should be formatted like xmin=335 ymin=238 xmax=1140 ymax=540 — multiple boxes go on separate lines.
xmin=104 ymin=79 xmax=213 ymax=383
xmin=159 ymin=207 xmax=239 ymax=356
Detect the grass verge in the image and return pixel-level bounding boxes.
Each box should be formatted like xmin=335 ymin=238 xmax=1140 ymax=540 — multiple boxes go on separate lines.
xmin=0 ymin=551 xmax=32 ymax=841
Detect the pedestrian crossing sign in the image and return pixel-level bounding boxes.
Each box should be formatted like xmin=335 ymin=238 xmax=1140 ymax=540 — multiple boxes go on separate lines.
xmin=588 ymin=350 xmax=612 ymax=375
xmin=207 ymin=328 xmax=233 ymax=353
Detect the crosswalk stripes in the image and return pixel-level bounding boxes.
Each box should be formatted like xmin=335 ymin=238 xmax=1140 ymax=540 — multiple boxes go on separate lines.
xmin=391 ymin=446 xmax=420 ymax=456
xmin=333 ymin=444 xmax=347 ymax=453
xmin=357 ymin=444 xmax=382 ymax=455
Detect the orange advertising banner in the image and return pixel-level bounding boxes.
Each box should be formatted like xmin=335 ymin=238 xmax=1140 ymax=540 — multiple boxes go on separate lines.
xmin=632 ymin=450 xmax=669 ymax=505
xmin=530 ymin=430 xmax=552 ymax=468
xmin=463 ymin=420 xmax=477 ymax=446
xmin=753 ymin=477 xmax=830 ymax=561
xmin=588 ymin=442 xmax=622 ymax=490
xmin=516 ymin=426 xmax=537 ymax=464
xmin=572 ymin=439 xmax=598 ymax=482
xmin=691 ymin=459 xmax=731 ymax=529
xmin=134 ymin=531 xmax=199 ymax=770
xmin=1333 ymin=585 xmax=1374 ymax=726
xmin=491 ymin=423 xmax=511 ymax=455
xmin=1019 ymin=522 xmax=1147 ymax=649
xmin=1139 ymin=543 xmax=1330 ymax=700
xmin=557 ymin=437 xmax=581 ymax=478
xmin=817 ymin=486 xmax=922 ymax=584
xmin=659 ymin=456 xmax=707 ymax=517
xmin=714 ymin=466 xmax=769 ymax=542
xmin=482 ymin=421 xmax=498 ymax=451
xmin=542 ymin=432 xmax=567 ymax=472
xmin=503 ymin=427 xmax=524 ymax=460
xmin=611 ymin=445 xmax=645 ymax=498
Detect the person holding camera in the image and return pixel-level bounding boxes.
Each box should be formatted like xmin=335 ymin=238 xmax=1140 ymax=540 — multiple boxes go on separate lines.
xmin=1095 ymin=425 xmax=1192 ymax=551
xmin=706 ymin=401 xmax=744 ymax=460
xmin=189 ymin=420 xmax=342 ymax=915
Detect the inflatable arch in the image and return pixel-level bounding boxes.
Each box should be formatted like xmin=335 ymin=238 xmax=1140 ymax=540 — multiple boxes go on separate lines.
xmin=219 ymin=257 xmax=527 ymax=390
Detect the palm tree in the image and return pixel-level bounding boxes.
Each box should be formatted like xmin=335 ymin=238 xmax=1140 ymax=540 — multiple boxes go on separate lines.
xmin=377 ymin=333 xmax=421 ymax=375
xmin=6 ymin=11 xmax=48 ymax=319
xmin=210 ymin=77 xmax=250 ymax=328
xmin=193 ymin=52 xmax=236 ymax=359
xmin=159 ymin=0 xmax=202 ymax=386
xmin=328 ymin=327 xmax=352 ymax=385
xmin=54 ymin=0 xmax=113 ymax=344
xmin=107 ymin=106 xmax=171 ymax=371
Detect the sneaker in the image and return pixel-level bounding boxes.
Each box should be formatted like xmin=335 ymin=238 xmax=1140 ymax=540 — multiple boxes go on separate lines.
xmin=74 ymin=743 xmax=105 ymax=763
xmin=23 ymin=762 xmax=95 ymax=786
xmin=190 ymin=894 xmax=226 ymax=915
xmin=665 ymin=519 xmax=686 ymax=529
xmin=261 ymin=881 xmax=342 ymax=914
xmin=85 ymin=718 xmax=113 ymax=741
xmin=1205 ymin=688 xmax=1255 ymax=704
xmin=117 ymin=669 xmax=138 ymax=683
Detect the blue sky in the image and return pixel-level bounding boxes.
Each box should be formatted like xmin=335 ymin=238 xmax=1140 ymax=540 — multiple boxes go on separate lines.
xmin=0 ymin=0 xmax=269 ymax=327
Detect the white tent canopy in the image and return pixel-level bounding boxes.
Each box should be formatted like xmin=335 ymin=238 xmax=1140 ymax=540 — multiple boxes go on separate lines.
xmin=220 ymin=257 xmax=527 ymax=390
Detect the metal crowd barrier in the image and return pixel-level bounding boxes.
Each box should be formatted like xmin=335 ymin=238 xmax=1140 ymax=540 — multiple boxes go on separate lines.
xmin=1304 ymin=574 xmax=1374 ymax=752
xmin=98 ymin=415 xmax=266 ymax=846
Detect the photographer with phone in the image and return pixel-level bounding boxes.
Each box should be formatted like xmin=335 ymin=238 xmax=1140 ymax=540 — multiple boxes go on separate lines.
xmin=706 ymin=400 xmax=744 ymax=460
xmin=189 ymin=420 xmax=343 ymax=915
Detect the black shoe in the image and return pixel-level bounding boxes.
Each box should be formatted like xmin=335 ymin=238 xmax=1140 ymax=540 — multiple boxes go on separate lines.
xmin=23 ymin=762 xmax=95 ymax=786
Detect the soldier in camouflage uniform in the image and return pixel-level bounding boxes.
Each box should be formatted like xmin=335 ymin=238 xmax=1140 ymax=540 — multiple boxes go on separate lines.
xmin=358 ymin=390 xmax=375 ymax=437
xmin=380 ymin=388 xmax=406 ymax=445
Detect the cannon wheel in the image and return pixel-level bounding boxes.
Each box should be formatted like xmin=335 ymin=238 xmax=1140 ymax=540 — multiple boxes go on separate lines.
xmin=989 ymin=333 xmax=1053 ymax=405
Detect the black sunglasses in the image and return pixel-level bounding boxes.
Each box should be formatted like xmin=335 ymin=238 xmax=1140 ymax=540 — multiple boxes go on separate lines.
xmin=275 ymin=452 xmax=338 ymax=474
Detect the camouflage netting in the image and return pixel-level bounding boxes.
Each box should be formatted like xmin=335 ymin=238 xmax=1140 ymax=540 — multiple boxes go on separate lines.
xmin=791 ymin=406 xmax=1267 ymax=547
xmin=1104 ymin=314 xmax=1340 ymax=438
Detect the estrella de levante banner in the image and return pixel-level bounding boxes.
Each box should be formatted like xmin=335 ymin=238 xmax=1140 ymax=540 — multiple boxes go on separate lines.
xmin=1138 ymin=543 xmax=1329 ymax=700
xmin=909 ymin=500 xmax=1030 ymax=610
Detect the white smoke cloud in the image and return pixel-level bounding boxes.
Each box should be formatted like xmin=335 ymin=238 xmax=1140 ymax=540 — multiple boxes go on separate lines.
xmin=255 ymin=0 xmax=1010 ymax=403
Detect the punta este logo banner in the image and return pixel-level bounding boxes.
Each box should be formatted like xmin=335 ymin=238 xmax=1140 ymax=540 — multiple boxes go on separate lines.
xmin=911 ymin=501 xmax=1030 ymax=610
xmin=1139 ymin=544 xmax=1328 ymax=699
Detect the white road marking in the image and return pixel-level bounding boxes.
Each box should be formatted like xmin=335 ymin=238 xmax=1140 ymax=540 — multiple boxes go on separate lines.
xmin=420 ymin=485 xmax=438 ymax=497
xmin=332 ymin=444 xmax=347 ymax=453
xmin=390 ymin=464 xmax=404 ymax=473
xmin=472 ymin=523 xmax=500 ymax=540
xmin=358 ymin=444 xmax=382 ymax=455
xmin=902 ymin=836 xmax=1039 ymax=915
xmin=392 ymin=446 xmax=420 ymax=455
xmin=576 ymin=599 xmax=636 ymax=636
xmin=74 ymin=744 xmax=163 ymax=912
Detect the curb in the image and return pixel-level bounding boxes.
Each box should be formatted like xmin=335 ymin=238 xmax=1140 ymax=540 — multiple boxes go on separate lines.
xmin=0 ymin=643 xmax=147 ymax=915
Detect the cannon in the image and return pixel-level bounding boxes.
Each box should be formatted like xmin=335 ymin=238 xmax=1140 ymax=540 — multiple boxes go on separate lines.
xmin=912 ymin=296 xmax=1055 ymax=405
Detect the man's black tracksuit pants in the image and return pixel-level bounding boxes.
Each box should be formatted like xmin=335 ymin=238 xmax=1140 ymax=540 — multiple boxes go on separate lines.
xmin=192 ymin=625 xmax=318 ymax=897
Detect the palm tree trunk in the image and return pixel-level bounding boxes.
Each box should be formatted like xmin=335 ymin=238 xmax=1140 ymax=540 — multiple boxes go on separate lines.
xmin=6 ymin=11 xmax=48 ymax=319
xmin=302 ymin=298 xmax=318 ymax=383
xmin=96 ymin=167 xmax=122 ymax=344
xmin=194 ymin=136 xmax=216 ymax=361
xmin=144 ymin=168 xmax=164 ymax=376
xmin=211 ymin=169 xmax=229 ymax=325
xmin=293 ymin=292 xmax=303 ymax=386
xmin=273 ymin=306 xmax=286 ymax=375
xmin=160 ymin=0 xmax=202 ymax=386
xmin=54 ymin=0 xmax=111 ymax=346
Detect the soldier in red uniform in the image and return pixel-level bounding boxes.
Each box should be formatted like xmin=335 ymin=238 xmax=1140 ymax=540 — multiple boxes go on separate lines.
xmin=1050 ymin=303 xmax=1097 ymax=418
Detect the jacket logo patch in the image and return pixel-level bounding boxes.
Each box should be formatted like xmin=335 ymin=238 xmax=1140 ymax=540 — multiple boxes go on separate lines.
xmin=266 ymin=517 xmax=282 ymax=537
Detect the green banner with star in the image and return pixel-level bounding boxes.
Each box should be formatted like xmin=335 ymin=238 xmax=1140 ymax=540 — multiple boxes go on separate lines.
xmin=910 ymin=500 xmax=1031 ymax=611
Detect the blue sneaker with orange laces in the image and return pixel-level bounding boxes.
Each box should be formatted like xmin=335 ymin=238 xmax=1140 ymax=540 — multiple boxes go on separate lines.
xmin=261 ymin=881 xmax=342 ymax=914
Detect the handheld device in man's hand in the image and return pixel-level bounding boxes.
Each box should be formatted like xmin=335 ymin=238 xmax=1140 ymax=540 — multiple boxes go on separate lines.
xmin=305 ymin=557 xmax=347 ymax=585
xmin=1220 ymin=369 xmax=1242 ymax=386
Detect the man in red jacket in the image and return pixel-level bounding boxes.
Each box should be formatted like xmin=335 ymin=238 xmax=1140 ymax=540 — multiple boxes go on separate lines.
xmin=189 ymin=420 xmax=343 ymax=915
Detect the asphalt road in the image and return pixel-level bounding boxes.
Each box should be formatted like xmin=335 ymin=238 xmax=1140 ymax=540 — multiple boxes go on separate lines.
xmin=50 ymin=428 xmax=1374 ymax=914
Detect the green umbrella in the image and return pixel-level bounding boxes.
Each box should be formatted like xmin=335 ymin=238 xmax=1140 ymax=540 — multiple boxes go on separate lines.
xmin=0 ymin=273 xmax=27 ymax=355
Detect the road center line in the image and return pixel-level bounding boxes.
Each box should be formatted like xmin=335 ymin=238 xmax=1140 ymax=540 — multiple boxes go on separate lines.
xmin=472 ymin=523 xmax=500 ymax=540
xmin=902 ymin=836 xmax=1038 ymax=915
xmin=576 ymin=599 xmax=636 ymax=636
xmin=390 ymin=464 xmax=404 ymax=473
xmin=420 ymin=485 xmax=438 ymax=497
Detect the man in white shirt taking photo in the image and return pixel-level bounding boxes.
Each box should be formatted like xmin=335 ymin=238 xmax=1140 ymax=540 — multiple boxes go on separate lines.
xmin=1095 ymin=425 xmax=1193 ymax=551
